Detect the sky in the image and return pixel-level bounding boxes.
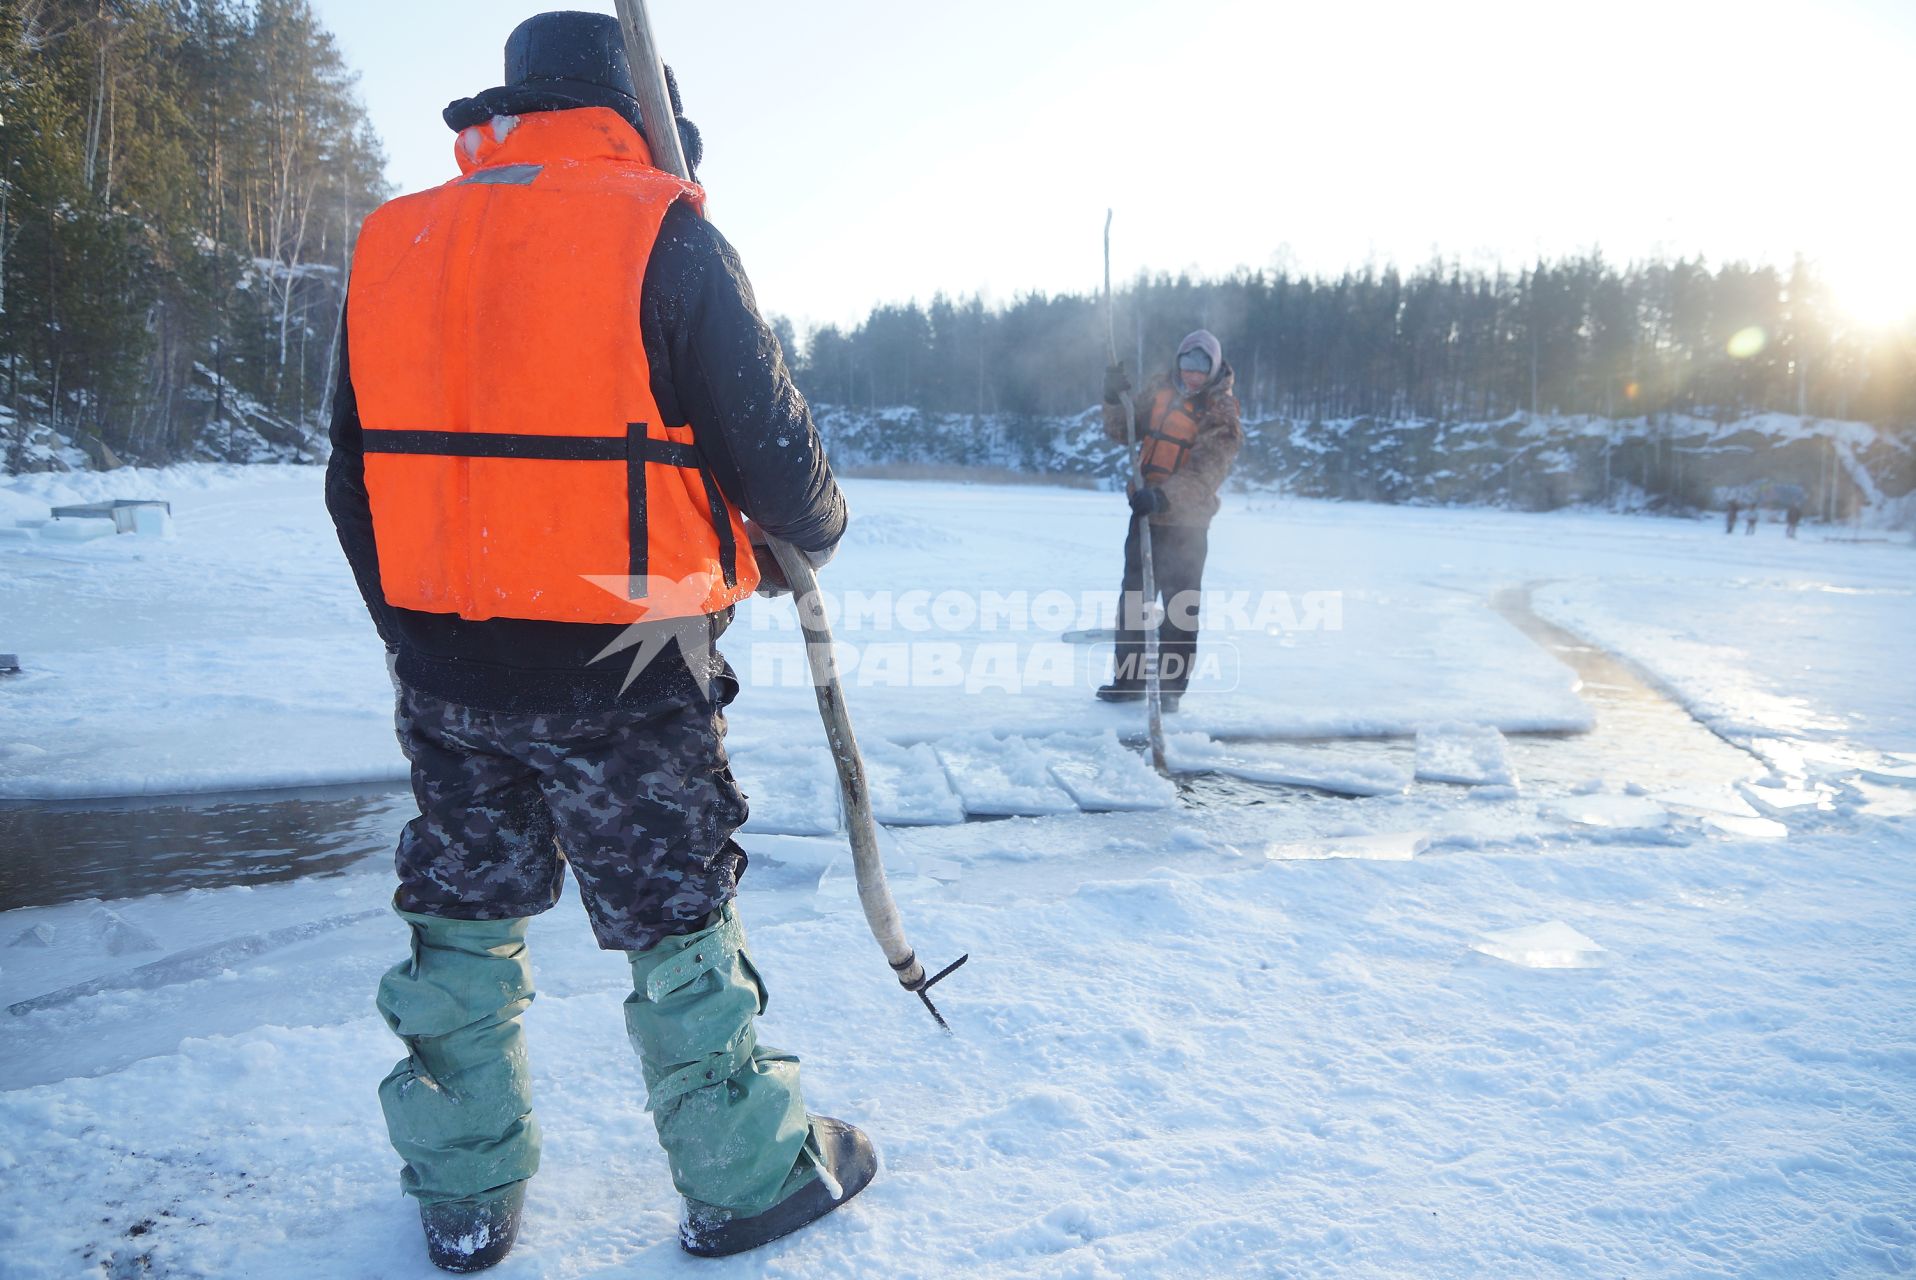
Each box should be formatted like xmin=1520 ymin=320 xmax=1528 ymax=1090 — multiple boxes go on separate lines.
xmin=314 ymin=0 xmax=1916 ymax=338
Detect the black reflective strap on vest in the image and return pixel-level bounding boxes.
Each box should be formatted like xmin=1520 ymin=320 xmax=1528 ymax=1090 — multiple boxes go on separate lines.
xmin=1142 ymin=429 xmax=1193 ymax=479
xmin=361 ymin=426 xmax=727 ymax=597
xmin=362 ymin=429 xmax=630 ymax=460
xmin=697 ymin=469 xmax=738 ymax=587
xmin=627 ymin=425 xmax=649 ymax=592
xmin=623 ymin=424 xmax=732 ymax=593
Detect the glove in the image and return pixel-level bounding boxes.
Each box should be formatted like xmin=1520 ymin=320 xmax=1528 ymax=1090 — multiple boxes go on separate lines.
xmin=747 ymin=524 xmax=790 ymax=597
xmin=1128 ymin=486 xmax=1169 ymax=517
xmin=1103 ymin=363 xmax=1131 ymax=405
xmin=385 ymin=648 xmax=403 ymax=698
xmin=747 ymin=524 xmax=838 ymax=597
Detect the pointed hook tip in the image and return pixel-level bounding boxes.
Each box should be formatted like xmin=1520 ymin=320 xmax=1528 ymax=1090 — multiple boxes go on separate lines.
xmin=907 ymin=952 xmax=969 ymax=1035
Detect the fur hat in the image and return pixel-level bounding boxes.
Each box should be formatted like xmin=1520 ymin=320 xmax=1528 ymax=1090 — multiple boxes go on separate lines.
xmin=443 ymin=11 xmax=703 ymax=178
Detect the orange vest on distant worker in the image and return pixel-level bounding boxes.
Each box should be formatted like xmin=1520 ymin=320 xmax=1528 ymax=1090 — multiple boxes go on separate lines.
xmin=1137 ymin=386 xmax=1201 ymax=481
xmin=346 ymin=107 xmax=758 ymax=625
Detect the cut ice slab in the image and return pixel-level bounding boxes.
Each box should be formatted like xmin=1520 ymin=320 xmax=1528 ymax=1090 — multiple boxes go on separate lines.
xmin=37 ymin=519 xmax=114 ymax=543
xmin=1471 ymin=921 xmax=1609 ymax=970
xmin=736 ymin=833 xmax=846 ymax=876
xmin=88 ymin=906 xmax=161 ymax=956
xmin=739 ymin=829 xmax=958 ymax=886
xmin=1652 ymin=787 xmax=1795 ymax=839
xmin=812 ymin=832 xmax=950 ymax=914
xmin=1164 ymin=733 xmax=1411 ymax=797
xmin=10 ymin=909 xmax=386 ymax=1017
xmin=936 ymin=736 xmax=1079 ymax=817
xmin=1701 ymin=812 xmax=1790 ymax=840
xmin=1652 ymin=787 xmax=1762 ymax=819
xmin=1045 ymin=731 xmax=1176 ymax=812
xmin=9 ymin=923 xmax=55 ymax=948
xmin=1264 ymin=831 xmax=1429 ymax=861
xmin=1777 ymin=740 xmax=1886 ymax=782
xmin=863 ymin=738 xmax=965 ymax=826
xmin=1737 ymin=781 xmax=1829 ymax=813
xmin=1414 ymin=723 xmax=1516 ymax=787
xmin=815 ymin=865 xmax=946 ymax=914
xmin=731 ymin=742 xmax=841 ymax=836
xmin=1547 ymin=794 xmax=1670 ymax=830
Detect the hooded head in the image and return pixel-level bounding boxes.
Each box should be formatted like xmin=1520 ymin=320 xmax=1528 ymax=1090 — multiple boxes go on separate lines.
xmin=442 ymin=11 xmax=703 ymax=178
xmin=1174 ymin=329 xmax=1224 ymax=395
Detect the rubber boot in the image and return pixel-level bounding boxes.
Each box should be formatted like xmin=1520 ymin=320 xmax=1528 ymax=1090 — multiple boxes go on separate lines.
xmin=622 ymin=904 xmax=876 ymax=1255
xmin=679 ymin=1114 xmax=877 ymax=1257
xmin=377 ymin=911 xmax=540 ymax=1273
xmin=419 ymin=1183 xmax=525 ymax=1274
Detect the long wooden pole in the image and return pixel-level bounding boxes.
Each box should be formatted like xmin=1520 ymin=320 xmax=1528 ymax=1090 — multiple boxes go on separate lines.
xmin=1104 ymin=211 xmax=1167 ymax=772
xmin=611 ymin=2 xmax=688 ymax=178
xmin=612 ymin=0 xmax=963 ymax=1029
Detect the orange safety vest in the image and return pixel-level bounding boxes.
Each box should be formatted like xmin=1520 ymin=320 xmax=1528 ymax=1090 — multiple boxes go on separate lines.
xmin=1137 ymin=386 xmax=1201 ymax=482
xmin=346 ymin=107 xmax=758 ymax=625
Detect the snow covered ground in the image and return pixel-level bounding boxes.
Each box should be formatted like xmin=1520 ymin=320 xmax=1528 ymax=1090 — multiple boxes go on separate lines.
xmin=2 ymin=467 xmax=1913 ymax=1277
xmin=0 ymin=468 xmax=1607 ymax=800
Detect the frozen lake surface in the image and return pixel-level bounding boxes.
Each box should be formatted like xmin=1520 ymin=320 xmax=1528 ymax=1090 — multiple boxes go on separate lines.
xmin=2 ymin=467 xmax=1912 ymax=1278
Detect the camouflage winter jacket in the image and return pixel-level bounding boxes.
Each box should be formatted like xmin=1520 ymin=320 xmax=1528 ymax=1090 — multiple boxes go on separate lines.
xmin=1103 ymin=365 xmax=1242 ymax=527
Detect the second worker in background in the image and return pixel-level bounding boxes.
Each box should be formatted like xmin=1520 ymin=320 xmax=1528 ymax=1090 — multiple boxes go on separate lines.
xmin=1099 ymin=330 xmax=1244 ymax=711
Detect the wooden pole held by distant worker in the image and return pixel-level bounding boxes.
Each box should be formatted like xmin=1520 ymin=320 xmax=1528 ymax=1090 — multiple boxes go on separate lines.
xmin=1104 ymin=211 xmax=1168 ymax=773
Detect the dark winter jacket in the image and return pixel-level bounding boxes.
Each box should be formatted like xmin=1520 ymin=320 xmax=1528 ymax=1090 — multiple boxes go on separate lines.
xmin=1104 ymin=365 xmax=1243 ymax=527
xmin=326 ymin=188 xmax=845 ymax=716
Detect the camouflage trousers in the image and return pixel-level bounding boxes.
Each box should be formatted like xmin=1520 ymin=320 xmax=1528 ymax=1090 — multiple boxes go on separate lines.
xmin=391 ymin=678 xmax=750 ymax=951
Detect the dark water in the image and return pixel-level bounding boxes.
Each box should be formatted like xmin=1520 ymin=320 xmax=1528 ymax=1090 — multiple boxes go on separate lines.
xmin=0 ymin=785 xmax=412 ymax=911
xmin=1486 ymin=583 xmax=1761 ymax=794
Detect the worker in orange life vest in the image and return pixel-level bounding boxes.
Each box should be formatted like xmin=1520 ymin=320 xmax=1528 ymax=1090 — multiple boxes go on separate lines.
xmin=324 ymin=12 xmax=869 ymax=1272
xmin=1097 ymin=330 xmax=1244 ymax=711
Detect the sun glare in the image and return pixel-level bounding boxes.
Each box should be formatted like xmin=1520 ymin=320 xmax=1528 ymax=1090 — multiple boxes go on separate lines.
xmin=1822 ymin=255 xmax=1916 ymax=331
